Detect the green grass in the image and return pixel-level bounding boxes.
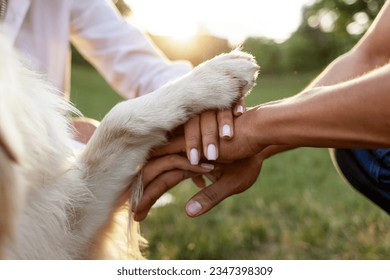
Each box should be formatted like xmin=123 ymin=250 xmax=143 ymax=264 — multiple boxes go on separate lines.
xmin=71 ymin=65 xmax=389 ymax=260
xmin=70 ymin=64 xmax=123 ymax=120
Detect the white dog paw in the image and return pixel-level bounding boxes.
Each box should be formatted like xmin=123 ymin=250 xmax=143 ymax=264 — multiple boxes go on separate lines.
xmin=186 ymin=50 xmax=259 ymax=110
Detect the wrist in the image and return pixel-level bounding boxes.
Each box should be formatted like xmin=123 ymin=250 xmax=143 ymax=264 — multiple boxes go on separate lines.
xmin=246 ymin=102 xmax=289 ymax=146
xmin=247 ymin=95 xmax=315 ymax=147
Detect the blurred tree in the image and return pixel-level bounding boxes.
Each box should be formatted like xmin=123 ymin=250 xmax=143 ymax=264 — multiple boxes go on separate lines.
xmin=243 ymin=0 xmax=386 ymax=74
xmin=243 ymin=37 xmax=282 ymax=74
xmin=303 ymin=0 xmax=386 ymax=53
xmin=304 ymin=0 xmax=385 ymax=36
xmin=280 ymin=26 xmax=335 ymax=72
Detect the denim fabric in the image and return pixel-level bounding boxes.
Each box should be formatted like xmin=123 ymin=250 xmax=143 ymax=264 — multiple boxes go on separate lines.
xmin=351 ymin=149 xmax=390 ymax=197
xmin=334 ymin=149 xmax=390 ymax=214
xmin=351 ymin=149 xmax=390 ymax=191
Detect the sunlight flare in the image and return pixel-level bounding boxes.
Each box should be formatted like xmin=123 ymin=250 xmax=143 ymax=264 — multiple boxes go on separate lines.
xmin=125 ymin=0 xmax=314 ymax=44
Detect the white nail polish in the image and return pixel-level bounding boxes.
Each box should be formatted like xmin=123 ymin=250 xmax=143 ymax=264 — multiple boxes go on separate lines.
xmin=190 ymin=148 xmax=199 ymax=165
xmin=236 ymin=105 xmax=244 ymax=114
xmin=207 ymin=144 xmax=217 ymax=160
xmin=186 ymin=201 xmax=202 ymax=216
xmin=200 ymin=163 xmax=215 ymax=170
xmin=222 ymin=124 xmax=232 ymax=138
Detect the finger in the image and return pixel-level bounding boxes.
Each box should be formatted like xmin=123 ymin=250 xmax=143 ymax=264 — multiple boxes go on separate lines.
xmin=185 ymin=178 xmax=235 ymax=218
xmin=204 ymin=165 xmax=224 ymax=183
xmin=151 ymin=136 xmax=186 ymax=157
xmin=191 ymin=175 xmax=207 ymax=188
xmin=185 ymin=157 xmax=262 ymax=217
xmin=217 ymin=109 xmax=234 ymax=140
xmin=134 ymin=169 xmax=197 ymax=221
xmin=200 ymin=111 xmax=219 ymax=161
xmin=233 ymin=98 xmax=246 ymax=117
xmin=184 ymin=116 xmax=202 ymax=165
xmin=142 ymin=154 xmax=214 ymax=186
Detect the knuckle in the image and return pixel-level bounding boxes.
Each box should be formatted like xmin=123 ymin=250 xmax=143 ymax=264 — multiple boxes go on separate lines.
xmin=185 ymin=134 xmax=200 ymax=144
xmin=167 ymin=154 xmax=178 ymax=164
xmin=161 ymin=170 xmax=184 ymax=190
xmin=202 ymin=187 xmax=220 ymax=203
xmin=201 ymin=111 xmax=217 ymax=123
xmin=218 ymin=114 xmax=233 ymax=125
xmin=202 ymin=129 xmax=218 ymax=138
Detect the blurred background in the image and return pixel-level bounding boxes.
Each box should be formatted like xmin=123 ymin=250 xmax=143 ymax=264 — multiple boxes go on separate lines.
xmin=70 ymin=0 xmax=389 ymax=259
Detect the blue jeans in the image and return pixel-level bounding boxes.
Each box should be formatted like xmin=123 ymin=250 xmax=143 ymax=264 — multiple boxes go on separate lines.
xmin=331 ymin=149 xmax=390 ymax=214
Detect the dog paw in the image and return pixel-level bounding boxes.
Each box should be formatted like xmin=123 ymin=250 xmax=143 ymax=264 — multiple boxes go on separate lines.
xmin=186 ymin=50 xmax=259 ymax=111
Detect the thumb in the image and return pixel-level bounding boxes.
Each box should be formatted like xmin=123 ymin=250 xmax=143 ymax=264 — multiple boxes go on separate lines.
xmin=185 ymin=178 xmax=234 ymax=217
xmin=151 ymin=135 xmax=185 ymax=157
xmin=184 ymin=156 xmax=264 ymax=217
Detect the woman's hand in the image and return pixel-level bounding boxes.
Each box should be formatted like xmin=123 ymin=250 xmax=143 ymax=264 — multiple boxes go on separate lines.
xmin=154 ymin=106 xmax=266 ymax=162
xmin=183 ymin=98 xmax=246 ymax=164
xmin=133 ymin=153 xmax=264 ymax=221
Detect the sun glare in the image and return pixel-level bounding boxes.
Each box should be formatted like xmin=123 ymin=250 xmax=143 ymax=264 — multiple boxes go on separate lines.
xmin=125 ymin=0 xmax=314 ymax=44
xmin=147 ymin=19 xmax=198 ymax=42
xmin=125 ymin=0 xmax=199 ymax=41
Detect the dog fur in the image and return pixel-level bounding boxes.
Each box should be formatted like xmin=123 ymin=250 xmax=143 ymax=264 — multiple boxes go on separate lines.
xmin=0 ymin=35 xmax=258 ymax=259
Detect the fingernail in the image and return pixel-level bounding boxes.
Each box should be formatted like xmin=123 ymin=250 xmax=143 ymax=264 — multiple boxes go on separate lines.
xmin=236 ymin=105 xmax=245 ymax=114
xmin=200 ymin=163 xmax=214 ymax=170
xmin=207 ymin=144 xmax=218 ymax=160
xmin=190 ymin=148 xmax=199 ymax=165
xmin=186 ymin=200 xmax=202 ymax=216
xmin=222 ymin=124 xmax=232 ymax=138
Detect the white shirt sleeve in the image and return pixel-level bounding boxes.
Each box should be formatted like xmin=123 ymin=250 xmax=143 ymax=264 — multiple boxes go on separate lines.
xmin=69 ymin=0 xmax=192 ymax=99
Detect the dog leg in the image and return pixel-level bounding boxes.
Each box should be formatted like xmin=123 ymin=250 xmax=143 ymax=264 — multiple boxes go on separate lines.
xmin=76 ymin=50 xmax=259 ymax=256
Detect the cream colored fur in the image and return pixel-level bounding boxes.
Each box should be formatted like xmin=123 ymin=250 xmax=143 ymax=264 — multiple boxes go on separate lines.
xmin=0 ymin=35 xmax=258 ymax=259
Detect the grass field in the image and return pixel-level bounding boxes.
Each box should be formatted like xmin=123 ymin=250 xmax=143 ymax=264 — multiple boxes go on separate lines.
xmin=71 ymin=64 xmax=389 ymax=260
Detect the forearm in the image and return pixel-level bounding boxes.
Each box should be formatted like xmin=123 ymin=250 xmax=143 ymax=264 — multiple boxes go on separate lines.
xmin=252 ymin=63 xmax=390 ymax=149
xmin=306 ymin=51 xmax=372 ymax=89
xmin=253 ymin=52 xmax=381 ymax=159
xmin=250 ymin=9 xmax=390 ymax=159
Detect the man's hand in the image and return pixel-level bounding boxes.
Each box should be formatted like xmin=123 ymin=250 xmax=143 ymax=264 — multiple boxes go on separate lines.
xmin=133 ymin=153 xmax=263 ymax=221
xmin=133 ymin=154 xmax=215 ymax=221
xmin=185 ymin=154 xmax=263 ymax=217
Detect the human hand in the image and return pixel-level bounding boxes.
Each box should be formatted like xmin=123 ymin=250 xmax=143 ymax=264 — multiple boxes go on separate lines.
xmin=133 ymin=153 xmax=264 ymax=220
xmin=184 ymin=98 xmax=246 ymax=165
xmin=184 ymin=154 xmax=263 ymax=217
xmin=132 ymin=153 xmax=215 ymax=221
xmin=184 ymin=145 xmax=294 ymax=217
xmin=155 ymin=106 xmax=265 ymax=162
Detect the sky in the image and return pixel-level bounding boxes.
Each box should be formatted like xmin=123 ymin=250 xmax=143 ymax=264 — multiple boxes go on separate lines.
xmin=125 ymin=0 xmax=315 ymax=44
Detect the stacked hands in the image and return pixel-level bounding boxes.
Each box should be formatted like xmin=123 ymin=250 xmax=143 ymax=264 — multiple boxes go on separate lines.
xmin=132 ymin=0 xmax=390 ymax=219
xmin=133 ymin=101 xmax=264 ymax=221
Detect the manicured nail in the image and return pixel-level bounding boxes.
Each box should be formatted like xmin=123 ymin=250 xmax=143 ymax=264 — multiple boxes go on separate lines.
xmin=186 ymin=200 xmax=202 ymax=216
xmin=222 ymin=124 xmax=232 ymax=138
xmin=236 ymin=105 xmax=245 ymax=114
xmin=190 ymin=148 xmax=199 ymax=165
xmin=200 ymin=163 xmax=215 ymax=170
xmin=207 ymin=144 xmax=218 ymax=160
